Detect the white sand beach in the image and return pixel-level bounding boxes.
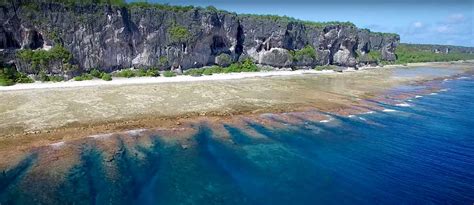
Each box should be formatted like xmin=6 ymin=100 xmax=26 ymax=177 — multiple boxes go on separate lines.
xmin=0 ymin=69 xmax=334 ymax=91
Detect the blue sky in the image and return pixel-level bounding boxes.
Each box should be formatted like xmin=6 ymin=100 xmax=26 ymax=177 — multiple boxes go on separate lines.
xmin=135 ymin=0 xmax=474 ymax=47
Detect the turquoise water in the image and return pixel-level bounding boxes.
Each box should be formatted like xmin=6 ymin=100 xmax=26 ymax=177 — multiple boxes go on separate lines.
xmin=1 ymin=76 xmax=474 ymax=204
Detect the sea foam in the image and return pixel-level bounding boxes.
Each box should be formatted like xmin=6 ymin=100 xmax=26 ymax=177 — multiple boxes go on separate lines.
xmin=396 ymin=102 xmax=411 ymax=107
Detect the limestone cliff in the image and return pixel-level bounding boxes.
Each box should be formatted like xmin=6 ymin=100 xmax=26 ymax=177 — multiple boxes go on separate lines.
xmin=0 ymin=0 xmax=399 ymax=76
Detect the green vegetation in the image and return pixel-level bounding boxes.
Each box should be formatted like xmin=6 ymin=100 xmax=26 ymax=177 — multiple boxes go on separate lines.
xmin=169 ymin=25 xmax=190 ymax=43
xmin=227 ymin=58 xmax=259 ymax=72
xmin=215 ymin=53 xmax=232 ymax=66
xmin=128 ymin=1 xmax=195 ymax=12
xmin=184 ymin=58 xmax=259 ymax=76
xmin=114 ymin=68 xmax=160 ymax=78
xmin=184 ymin=68 xmax=204 ymax=76
xmin=26 ymin=0 xmax=357 ymax=29
xmin=40 ymin=0 xmax=126 ymax=7
xmin=89 ymin=69 xmax=102 ymax=78
xmin=101 ymin=73 xmax=112 ymax=81
xmin=48 ymin=75 xmax=65 ymax=82
xmin=205 ymin=6 xmax=218 ymax=12
xmin=74 ymin=69 xmax=113 ymax=81
xmin=367 ymin=50 xmax=382 ymax=62
xmin=17 ymin=46 xmax=73 ymax=73
xmin=360 ymin=29 xmax=399 ymax=38
xmin=240 ymin=14 xmax=355 ymax=28
xmin=115 ymin=69 xmax=135 ymax=78
xmin=0 ymin=67 xmax=35 ymax=86
xmin=159 ymin=56 xmax=168 ymax=65
xmin=395 ymin=44 xmax=474 ymax=64
xmin=314 ymin=65 xmax=336 ymax=71
xmin=74 ymin=73 xmax=93 ymax=81
xmin=163 ymin=70 xmax=177 ymax=77
xmin=291 ymin=45 xmax=317 ymax=62
xmin=17 ymin=70 xmax=63 ymax=83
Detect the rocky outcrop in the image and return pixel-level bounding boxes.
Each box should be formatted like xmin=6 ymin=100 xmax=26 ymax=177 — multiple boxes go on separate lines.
xmin=258 ymin=48 xmax=293 ymax=67
xmin=0 ymin=0 xmax=400 ymax=75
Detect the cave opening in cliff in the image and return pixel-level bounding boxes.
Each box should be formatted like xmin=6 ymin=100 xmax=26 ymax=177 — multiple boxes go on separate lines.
xmin=210 ymin=36 xmax=227 ymax=55
xmin=235 ymin=24 xmax=244 ymax=56
xmin=28 ymin=30 xmax=44 ymax=50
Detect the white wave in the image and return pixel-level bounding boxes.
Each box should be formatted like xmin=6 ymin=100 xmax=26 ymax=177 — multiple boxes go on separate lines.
xmin=395 ymin=102 xmax=411 ymax=107
xmin=320 ymin=118 xmax=333 ymax=123
xmin=358 ymin=117 xmax=367 ymax=121
xmin=348 ymin=115 xmax=355 ymax=118
xmin=383 ymin=109 xmax=397 ymax=112
xmin=364 ymin=111 xmax=375 ymax=114
xmin=415 ymin=95 xmax=423 ymax=98
xmin=443 ymin=79 xmax=450 ymax=82
xmin=440 ymin=89 xmax=449 ymax=92
xmin=89 ymin=133 xmax=113 ymax=139
xmin=127 ymin=129 xmax=146 ymax=136
xmin=457 ymin=76 xmax=469 ymax=80
xmin=407 ymin=99 xmax=413 ymax=102
xmin=429 ymin=92 xmax=438 ymax=95
xmin=50 ymin=141 xmax=65 ymax=148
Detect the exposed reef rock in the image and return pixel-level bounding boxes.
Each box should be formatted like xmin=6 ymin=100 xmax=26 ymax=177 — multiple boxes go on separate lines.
xmin=0 ymin=0 xmax=400 ymax=75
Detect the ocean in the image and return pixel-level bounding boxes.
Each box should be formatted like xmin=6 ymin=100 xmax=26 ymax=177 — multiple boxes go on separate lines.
xmin=1 ymin=74 xmax=473 ymax=204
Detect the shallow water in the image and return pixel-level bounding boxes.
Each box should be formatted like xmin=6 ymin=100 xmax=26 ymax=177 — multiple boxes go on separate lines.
xmin=1 ymin=75 xmax=474 ymax=204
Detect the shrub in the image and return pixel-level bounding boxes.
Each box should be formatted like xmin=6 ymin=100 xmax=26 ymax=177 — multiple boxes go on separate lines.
xmin=90 ymin=69 xmax=103 ymax=78
xmin=16 ymin=73 xmax=34 ymax=83
xmin=49 ymin=75 xmax=65 ymax=82
xmin=115 ymin=69 xmax=135 ymax=78
xmin=314 ymin=65 xmax=334 ymax=71
xmin=163 ymin=70 xmax=176 ymax=77
xmin=202 ymin=68 xmax=214 ymax=75
xmin=0 ymin=74 xmax=14 ymax=86
xmin=240 ymin=58 xmax=259 ymax=72
xmin=38 ymin=71 xmax=50 ymax=82
xmin=159 ymin=56 xmax=168 ymax=65
xmin=206 ymin=6 xmax=218 ymax=12
xmin=0 ymin=67 xmax=34 ymax=86
xmin=215 ymin=53 xmax=232 ymax=67
xmin=135 ymin=68 xmax=147 ymax=77
xmin=184 ymin=68 xmax=204 ymax=76
xmin=367 ymin=51 xmax=382 ymax=62
xmin=291 ymin=45 xmax=316 ymax=62
xmin=146 ymin=68 xmax=160 ymax=77
xmin=101 ymin=73 xmax=112 ymax=81
xmin=169 ymin=25 xmax=190 ymax=43
xmin=74 ymin=73 xmax=93 ymax=81
xmin=17 ymin=46 xmax=72 ymax=72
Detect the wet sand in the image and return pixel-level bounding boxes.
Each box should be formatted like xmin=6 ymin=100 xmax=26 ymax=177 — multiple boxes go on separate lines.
xmin=0 ymin=61 xmax=473 ymax=169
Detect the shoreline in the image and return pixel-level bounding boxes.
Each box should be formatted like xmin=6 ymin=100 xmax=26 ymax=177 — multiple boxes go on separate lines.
xmin=0 ymin=63 xmax=473 ymax=169
xmin=1 ymin=61 xmax=470 ymax=92
xmin=0 ymin=69 xmax=333 ymax=91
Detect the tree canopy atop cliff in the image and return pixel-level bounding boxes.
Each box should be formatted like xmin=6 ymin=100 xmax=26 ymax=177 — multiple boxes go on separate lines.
xmin=5 ymin=0 xmax=361 ymax=29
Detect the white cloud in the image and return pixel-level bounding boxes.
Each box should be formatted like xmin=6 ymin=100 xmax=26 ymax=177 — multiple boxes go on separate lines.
xmin=447 ymin=13 xmax=466 ymax=24
xmin=436 ymin=25 xmax=449 ymax=33
xmin=413 ymin=21 xmax=423 ymax=28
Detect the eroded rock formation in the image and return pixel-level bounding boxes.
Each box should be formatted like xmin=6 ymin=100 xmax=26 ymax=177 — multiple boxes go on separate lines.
xmin=0 ymin=0 xmax=400 ymax=75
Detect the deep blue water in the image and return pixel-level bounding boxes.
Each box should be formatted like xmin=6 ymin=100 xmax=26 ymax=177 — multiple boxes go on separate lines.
xmin=1 ymin=76 xmax=474 ymax=204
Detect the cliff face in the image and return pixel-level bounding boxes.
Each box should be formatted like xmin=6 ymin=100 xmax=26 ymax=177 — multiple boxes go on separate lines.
xmin=0 ymin=1 xmax=399 ymax=75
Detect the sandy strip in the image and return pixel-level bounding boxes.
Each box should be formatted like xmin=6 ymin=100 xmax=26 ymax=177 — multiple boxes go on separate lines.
xmin=2 ymin=60 xmax=471 ymax=91
xmin=0 ymin=69 xmax=334 ymax=91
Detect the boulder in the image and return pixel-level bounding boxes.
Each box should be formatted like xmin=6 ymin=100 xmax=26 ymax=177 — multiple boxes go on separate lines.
xmin=258 ymin=48 xmax=293 ymax=67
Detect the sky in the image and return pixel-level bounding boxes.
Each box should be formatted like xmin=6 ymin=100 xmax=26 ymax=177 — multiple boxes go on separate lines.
xmin=136 ymin=0 xmax=474 ymax=47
